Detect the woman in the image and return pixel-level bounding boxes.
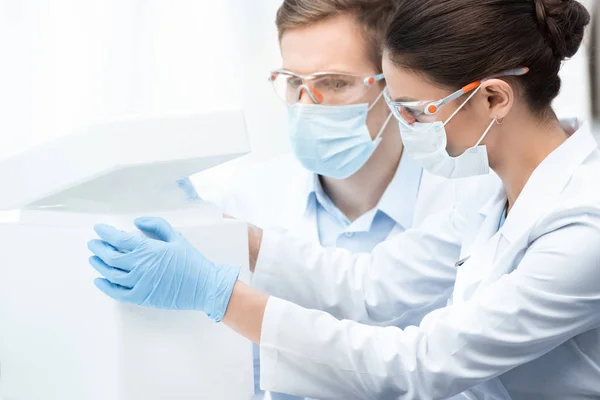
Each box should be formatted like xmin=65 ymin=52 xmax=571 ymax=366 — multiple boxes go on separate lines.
xmin=87 ymin=0 xmax=599 ymax=398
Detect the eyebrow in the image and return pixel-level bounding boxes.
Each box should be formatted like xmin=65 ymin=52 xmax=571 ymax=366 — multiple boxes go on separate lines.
xmin=392 ymin=96 xmax=418 ymax=103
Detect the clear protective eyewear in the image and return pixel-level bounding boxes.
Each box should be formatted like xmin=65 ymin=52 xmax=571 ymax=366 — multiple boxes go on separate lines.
xmin=268 ymin=69 xmax=385 ymax=105
xmin=384 ymin=67 xmax=530 ymax=125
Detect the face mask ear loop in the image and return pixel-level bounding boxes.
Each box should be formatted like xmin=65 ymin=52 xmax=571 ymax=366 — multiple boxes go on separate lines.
xmin=373 ymin=111 xmax=394 ymax=141
xmin=368 ymin=88 xmax=386 ymax=112
xmin=368 ymin=86 xmax=391 ymax=142
xmin=443 ymin=86 xmax=482 ymax=127
xmin=474 ymin=118 xmax=497 ymax=147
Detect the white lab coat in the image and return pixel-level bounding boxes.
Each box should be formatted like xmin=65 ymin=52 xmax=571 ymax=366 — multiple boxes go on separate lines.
xmin=255 ymin=122 xmax=600 ymax=399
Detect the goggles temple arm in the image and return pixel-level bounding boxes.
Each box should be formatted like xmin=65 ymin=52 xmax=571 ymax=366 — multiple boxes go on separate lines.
xmin=422 ymin=67 xmax=529 ymax=115
xmin=425 ymin=81 xmax=482 ymax=115
xmin=364 ymin=73 xmax=385 ymax=88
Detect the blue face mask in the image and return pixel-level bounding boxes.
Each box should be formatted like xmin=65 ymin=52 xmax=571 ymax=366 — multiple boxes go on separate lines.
xmin=288 ymin=90 xmax=393 ymax=179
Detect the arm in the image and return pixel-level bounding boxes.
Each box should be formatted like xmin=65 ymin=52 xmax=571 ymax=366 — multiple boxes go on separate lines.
xmin=248 ymin=208 xmax=462 ymax=326
xmin=87 ymin=198 xmax=600 ymax=398
xmin=224 ymin=208 xmax=600 ymax=399
xmin=222 ymin=281 xmax=268 ymax=344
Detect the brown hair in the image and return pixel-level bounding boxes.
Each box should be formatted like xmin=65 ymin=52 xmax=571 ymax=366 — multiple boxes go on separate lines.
xmin=385 ymin=0 xmax=591 ymax=113
xmin=275 ymin=0 xmax=397 ymax=72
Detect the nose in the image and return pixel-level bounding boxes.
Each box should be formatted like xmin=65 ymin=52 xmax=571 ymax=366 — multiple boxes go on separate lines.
xmin=297 ymin=87 xmax=313 ymax=104
xmin=296 ymin=84 xmax=323 ymax=105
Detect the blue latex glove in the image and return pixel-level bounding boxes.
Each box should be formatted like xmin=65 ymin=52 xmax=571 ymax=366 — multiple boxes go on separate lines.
xmin=87 ymin=217 xmax=240 ymax=322
xmin=176 ymin=177 xmax=202 ymax=201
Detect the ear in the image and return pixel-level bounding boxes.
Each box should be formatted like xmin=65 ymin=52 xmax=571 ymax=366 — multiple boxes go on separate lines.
xmin=478 ymin=78 xmax=514 ymax=120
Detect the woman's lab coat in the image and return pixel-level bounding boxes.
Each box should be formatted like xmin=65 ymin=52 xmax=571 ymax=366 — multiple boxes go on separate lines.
xmin=253 ymin=122 xmax=600 ymax=399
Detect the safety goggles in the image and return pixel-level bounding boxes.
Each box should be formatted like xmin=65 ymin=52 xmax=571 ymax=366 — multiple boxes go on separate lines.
xmin=384 ymin=67 xmax=530 ymax=125
xmin=268 ymin=69 xmax=385 ymax=105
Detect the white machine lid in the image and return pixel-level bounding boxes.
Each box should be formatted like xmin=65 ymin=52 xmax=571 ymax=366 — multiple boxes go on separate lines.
xmin=0 ymin=110 xmax=249 ymax=213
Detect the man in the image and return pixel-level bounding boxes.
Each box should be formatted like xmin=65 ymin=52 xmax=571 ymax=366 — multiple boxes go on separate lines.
xmin=218 ymin=1 xmax=459 ymax=245
xmin=204 ymin=1 xmax=470 ymax=399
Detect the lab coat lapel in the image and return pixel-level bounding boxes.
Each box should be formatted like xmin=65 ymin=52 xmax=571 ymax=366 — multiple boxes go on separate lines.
xmin=453 ymin=193 xmax=507 ymax=304
xmin=450 ymin=194 xmax=513 ymax=400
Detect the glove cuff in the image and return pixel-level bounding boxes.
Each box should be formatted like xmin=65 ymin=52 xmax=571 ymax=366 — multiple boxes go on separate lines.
xmin=204 ymin=264 xmax=240 ymax=322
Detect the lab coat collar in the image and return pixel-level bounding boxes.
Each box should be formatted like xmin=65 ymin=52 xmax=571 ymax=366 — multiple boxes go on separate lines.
xmin=499 ymin=120 xmax=597 ymax=243
xmin=301 ymin=171 xmax=317 ymax=216
xmin=304 ymin=174 xmax=348 ymax=225
xmin=302 ymin=152 xmax=423 ymax=231
xmin=305 ymin=174 xmax=382 ymax=233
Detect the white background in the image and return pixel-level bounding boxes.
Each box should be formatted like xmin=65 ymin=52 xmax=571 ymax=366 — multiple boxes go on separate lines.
xmin=0 ymin=0 xmax=596 ymax=202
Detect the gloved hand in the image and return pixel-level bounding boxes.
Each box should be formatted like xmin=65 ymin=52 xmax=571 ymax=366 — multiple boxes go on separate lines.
xmin=87 ymin=217 xmax=240 ymax=322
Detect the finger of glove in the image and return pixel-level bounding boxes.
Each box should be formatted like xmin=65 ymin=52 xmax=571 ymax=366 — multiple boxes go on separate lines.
xmin=134 ymin=217 xmax=178 ymax=243
xmin=88 ymin=239 xmax=135 ymax=271
xmin=93 ymin=278 xmax=133 ymax=303
xmin=94 ymin=224 xmax=143 ymax=252
xmin=89 ymin=256 xmax=142 ymax=288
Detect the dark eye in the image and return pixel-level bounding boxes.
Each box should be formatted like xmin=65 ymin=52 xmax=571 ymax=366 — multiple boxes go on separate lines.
xmin=288 ymin=77 xmax=303 ymax=88
xmin=400 ymin=107 xmax=418 ymax=125
xmin=321 ymin=77 xmax=350 ymax=90
xmin=330 ymin=79 xmax=349 ymax=89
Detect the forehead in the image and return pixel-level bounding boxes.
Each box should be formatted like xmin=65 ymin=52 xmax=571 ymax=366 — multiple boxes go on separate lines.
xmin=382 ymin=53 xmax=450 ymax=102
xmin=280 ymin=13 xmax=377 ymax=75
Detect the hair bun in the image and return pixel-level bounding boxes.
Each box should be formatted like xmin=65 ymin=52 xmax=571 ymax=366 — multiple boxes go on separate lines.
xmin=534 ymin=0 xmax=591 ymax=59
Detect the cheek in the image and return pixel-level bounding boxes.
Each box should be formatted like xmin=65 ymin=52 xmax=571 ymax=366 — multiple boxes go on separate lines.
xmin=444 ymin=125 xmax=461 ymax=157
xmin=443 ymin=112 xmax=478 ymax=157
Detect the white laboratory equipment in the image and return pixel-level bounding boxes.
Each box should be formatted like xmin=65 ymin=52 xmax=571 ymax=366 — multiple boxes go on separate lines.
xmin=0 ymin=111 xmax=254 ymax=400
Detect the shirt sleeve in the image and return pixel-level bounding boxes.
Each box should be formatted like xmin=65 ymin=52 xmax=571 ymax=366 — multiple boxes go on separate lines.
xmin=259 ymin=207 xmax=600 ymax=399
xmin=253 ymin=207 xmax=463 ymax=327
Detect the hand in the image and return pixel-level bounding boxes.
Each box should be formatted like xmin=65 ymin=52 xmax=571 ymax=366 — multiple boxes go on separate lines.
xmin=87 ymin=217 xmax=240 ymax=322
